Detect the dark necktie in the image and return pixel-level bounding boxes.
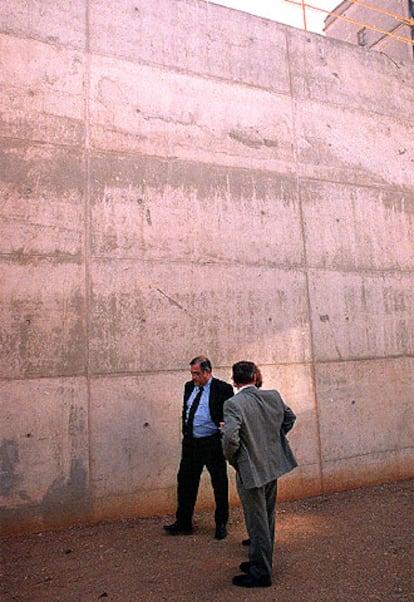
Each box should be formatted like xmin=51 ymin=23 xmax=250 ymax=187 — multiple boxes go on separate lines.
xmin=186 ymin=386 xmax=204 ymax=436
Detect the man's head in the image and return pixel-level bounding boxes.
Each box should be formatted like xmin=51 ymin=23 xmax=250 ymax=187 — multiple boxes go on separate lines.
xmin=232 ymin=361 xmax=257 ymax=387
xmin=190 ymin=356 xmax=212 ymax=387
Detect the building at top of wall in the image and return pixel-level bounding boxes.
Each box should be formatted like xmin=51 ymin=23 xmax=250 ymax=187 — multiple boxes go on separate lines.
xmin=324 ymin=0 xmax=414 ymax=63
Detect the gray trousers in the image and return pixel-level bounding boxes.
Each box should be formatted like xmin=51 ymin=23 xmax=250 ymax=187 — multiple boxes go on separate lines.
xmin=236 ymin=473 xmax=278 ymax=580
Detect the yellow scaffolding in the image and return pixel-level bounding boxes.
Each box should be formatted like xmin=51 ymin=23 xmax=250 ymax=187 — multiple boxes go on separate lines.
xmin=284 ymin=0 xmax=414 ymax=47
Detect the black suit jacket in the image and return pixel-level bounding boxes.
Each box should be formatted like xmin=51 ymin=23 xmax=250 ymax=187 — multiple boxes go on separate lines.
xmin=182 ymin=377 xmax=234 ymax=435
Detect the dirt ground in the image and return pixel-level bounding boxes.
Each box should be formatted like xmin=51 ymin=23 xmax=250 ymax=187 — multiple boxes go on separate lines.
xmin=1 ymin=479 xmax=412 ymax=602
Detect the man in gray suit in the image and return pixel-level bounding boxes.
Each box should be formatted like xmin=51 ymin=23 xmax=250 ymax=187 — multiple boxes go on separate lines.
xmin=221 ymin=361 xmax=297 ymax=588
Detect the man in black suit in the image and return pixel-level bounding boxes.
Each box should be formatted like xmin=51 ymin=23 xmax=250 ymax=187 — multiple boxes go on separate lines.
xmin=164 ymin=356 xmax=233 ymax=539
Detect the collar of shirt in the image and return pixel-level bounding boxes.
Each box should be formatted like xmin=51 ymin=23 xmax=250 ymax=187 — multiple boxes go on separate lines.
xmin=202 ymin=376 xmax=212 ymax=394
xmin=188 ymin=376 xmax=212 ymax=405
xmin=236 ymin=384 xmax=256 ymax=394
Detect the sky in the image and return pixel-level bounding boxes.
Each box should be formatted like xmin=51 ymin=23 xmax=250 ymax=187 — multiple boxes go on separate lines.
xmin=206 ymin=0 xmax=342 ymax=34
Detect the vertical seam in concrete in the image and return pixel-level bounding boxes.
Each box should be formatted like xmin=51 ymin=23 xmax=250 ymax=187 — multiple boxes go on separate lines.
xmin=285 ymin=30 xmax=325 ymax=495
xmin=83 ymin=0 xmax=93 ymax=509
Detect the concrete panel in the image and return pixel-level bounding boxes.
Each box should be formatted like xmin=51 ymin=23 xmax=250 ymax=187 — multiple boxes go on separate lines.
xmin=315 ymin=358 xmax=414 ymax=489
xmin=301 ymin=180 xmax=414 ymax=271
xmin=288 ymin=29 xmax=414 ymax=120
xmin=294 ymin=99 xmax=414 ymax=188
xmin=89 ymin=260 xmax=311 ymax=374
xmin=309 ymin=270 xmax=414 ymax=362
xmin=90 ymin=152 xmax=303 ymax=266
xmin=0 ymin=258 xmax=86 ymax=379
xmin=0 ymin=140 xmax=84 ymax=257
xmin=89 ymin=372 xmax=184 ymax=499
xmin=89 ymin=55 xmax=295 ymax=172
xmin=89 ymin=0 xmax=290 ymax=93
xmin=322 ymin=448 xmax=414 ymax=494
xmin=0 ymin=0 xmax=86 ymax=49
xmin=0 ymin=377 xmax=89 ymax=535
xmin=0 ymin=34 xmax=85 ymax=145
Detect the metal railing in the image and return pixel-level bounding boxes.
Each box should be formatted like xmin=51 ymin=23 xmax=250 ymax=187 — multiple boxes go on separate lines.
xmin=284 ymin=0 xmax=414 ymax=48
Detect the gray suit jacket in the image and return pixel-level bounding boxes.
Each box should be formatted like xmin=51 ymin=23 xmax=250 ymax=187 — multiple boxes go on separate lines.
xmin=221 ymin=386 xmax=297 ymax=489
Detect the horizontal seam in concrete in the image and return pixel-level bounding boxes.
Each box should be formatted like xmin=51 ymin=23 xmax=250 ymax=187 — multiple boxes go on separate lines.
xmin=0 ymin=134 xmax=84 ymax=151
xmin=85 ymin=257 xmax=414 ymax=276
xmin=0 ymin=353 xmax=412 ymax=383
xmin=323 ymin=447 xmax=414 ymax=463
xmin=0 ymin=29 xmax=87 ymax=53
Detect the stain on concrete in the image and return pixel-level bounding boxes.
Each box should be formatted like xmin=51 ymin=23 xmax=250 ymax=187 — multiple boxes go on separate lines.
xmin=90 ymin=152 xmax=169 ymax=202
xmin=1 ymin=139 xmax=84 ymax=197
xmin=68 ymin=404 xmax=86 ymax=438
xmin=228 ymin=129 xmax=279 ymax=150
xmin=0 ymin=439 xmax=20 ymax=496
xmin=42 ymin=458 xmax=88 ymax=511
xmin=0 ymin=458 xmax=90 ymax=536
xmin=89 ymin=150 xmax=297 ymax=211
xmin=382 ymin=193 xmax=414 ymax=214
xmin=0 ymin=146 xmax=29 ymax=183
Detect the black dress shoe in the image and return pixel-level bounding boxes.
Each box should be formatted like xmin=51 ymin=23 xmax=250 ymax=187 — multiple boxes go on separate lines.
xmin=215 ymin=524 xmax=227 ymax=540
xmin=242 ymin=538 xmax=251 ymax=546
xmin=232 ymin=573 xmax=272 ymax=588
xmin=163 ymin=522 xmax=192 ymax=535
xmin=239 ymin=561 xmax=255 ymax=573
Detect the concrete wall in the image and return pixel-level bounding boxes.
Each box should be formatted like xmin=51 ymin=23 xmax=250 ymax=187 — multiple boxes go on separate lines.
xmin=1 ymin=0 xmax=413 ymax=538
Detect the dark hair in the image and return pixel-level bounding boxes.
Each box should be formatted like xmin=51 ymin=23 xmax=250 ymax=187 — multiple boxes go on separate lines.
xmin=190 ymin=356 xmax=212 ymax=372
xmin=232 ymin=361 xmax=256 ymax=385
xmin=255 ymin=366 xmax=263 ymax=389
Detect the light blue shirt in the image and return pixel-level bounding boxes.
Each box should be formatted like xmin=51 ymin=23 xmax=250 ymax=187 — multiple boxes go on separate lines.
xmin=186 ymin=377 xmax=218 ymax=438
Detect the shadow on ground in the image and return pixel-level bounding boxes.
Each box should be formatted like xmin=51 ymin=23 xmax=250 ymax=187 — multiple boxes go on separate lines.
xmin=1 ymin=479 xmax=412 ymax=601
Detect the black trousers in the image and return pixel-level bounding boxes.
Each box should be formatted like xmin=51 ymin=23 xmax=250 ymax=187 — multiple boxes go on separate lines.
xmin=176 ymin=433 xmax=229 ymax=528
